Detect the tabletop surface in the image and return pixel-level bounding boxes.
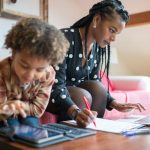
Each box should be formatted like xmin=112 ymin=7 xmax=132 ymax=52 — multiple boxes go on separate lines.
xmin=1 ymin=129 xmax=150 ymax=150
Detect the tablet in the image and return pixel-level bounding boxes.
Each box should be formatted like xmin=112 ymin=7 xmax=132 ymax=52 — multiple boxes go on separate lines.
xmin=13 ymin=124 xmax=64 ymax=144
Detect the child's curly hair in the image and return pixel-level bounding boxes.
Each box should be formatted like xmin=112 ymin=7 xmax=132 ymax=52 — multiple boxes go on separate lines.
xmin=5 ymin=18 xmax=69 ymax=65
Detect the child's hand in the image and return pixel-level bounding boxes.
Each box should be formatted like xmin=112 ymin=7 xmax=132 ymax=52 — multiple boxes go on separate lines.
xmin=0 ymin=100 xmax=27 ymax=118
xmin=40 ymin=65 xmax=55 ymax=84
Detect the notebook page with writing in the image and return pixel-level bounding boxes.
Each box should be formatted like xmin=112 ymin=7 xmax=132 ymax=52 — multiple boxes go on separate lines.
xmin=63 ymin=118 xmax=144 ymax=134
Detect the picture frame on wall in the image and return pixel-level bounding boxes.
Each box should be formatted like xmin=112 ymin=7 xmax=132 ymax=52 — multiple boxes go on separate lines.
xmin=0 ymin=0 xmax=48 ymax=21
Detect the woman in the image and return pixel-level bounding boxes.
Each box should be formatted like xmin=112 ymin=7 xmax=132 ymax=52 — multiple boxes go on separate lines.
xmin=47 ymin=0 xmax=145 ymax=127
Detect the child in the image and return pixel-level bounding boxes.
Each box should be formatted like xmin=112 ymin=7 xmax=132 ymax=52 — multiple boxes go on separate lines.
xmin=0 ymin=18 xmax=69 ymax=127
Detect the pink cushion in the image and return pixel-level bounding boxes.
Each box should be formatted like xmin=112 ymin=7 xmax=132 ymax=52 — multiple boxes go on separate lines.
xmin=104 ymin=91 xmax=128 ymax=119
xmin=126 ymin=91 xmax=150 ymax=115
xmin=99 ymin=71 xmax=114 ymax=91
xmin=104 ymin=90 xmax=150 ymax=119
xmin=40 ymin=112 xmax=58 ymax=124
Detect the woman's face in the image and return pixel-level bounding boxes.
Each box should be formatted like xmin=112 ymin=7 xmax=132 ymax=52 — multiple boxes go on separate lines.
xmin=92 ymin=14 xmax=126 ymax=48
xmin=12 ymin=49 xmax=50 ymax=85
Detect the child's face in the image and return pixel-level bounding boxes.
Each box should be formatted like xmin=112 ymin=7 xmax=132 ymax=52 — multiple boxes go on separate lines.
xmin=92 ymin=14 xmax=125 ymax=48
xmin=12 ymin=49 xmax=50 ymax=85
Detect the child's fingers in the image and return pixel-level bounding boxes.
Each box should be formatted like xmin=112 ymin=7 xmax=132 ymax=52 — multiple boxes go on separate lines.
xmin=13 ymin=101 xmax=27 ymax=117
xmin=10 ymin=103 xmax=16 ymax=111
xmin=18 ymin=108 xmax=27 ymax=118
xmin=1 ymin=105 xmax=13 ymax=115
xmin=2 ymin=105 xmax=9 ymax=111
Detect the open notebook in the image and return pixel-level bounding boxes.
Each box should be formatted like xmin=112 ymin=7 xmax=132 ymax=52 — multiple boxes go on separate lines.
xmin=63 ymin=118 xmax=144 ymax=134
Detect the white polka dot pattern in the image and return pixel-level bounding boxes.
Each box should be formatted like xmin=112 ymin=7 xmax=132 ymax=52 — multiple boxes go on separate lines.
xmin=72 ymin=41 xmax=74 ymax=45
xmin=69 ymin=54 xmax=73 ymax=58
xmin=70 ymin=29 xmax=74 ymax=32
xmin=90 ymin=55 xmax=93 ymax=59
xmin=55 ymin=65 xmax=59 ymax=70
xmin=61 ymin=94 xmax=67 ymax=99
xmin=71 ymin=78 xmax=75 ymax=81
xmin=52 ymin=99 xmax=55 ymax=103
xmin=79 ymin=53 xmax=82 ymax=58
xmin=76 ymin=66 xmax=79 ymax=71
xmin=64 ymin=29 xmax=68 ymax=32
xmin=55 ymin=79 xmax=58 ymax=83
xmin=94 ymin=75 xmax=98 ymax=78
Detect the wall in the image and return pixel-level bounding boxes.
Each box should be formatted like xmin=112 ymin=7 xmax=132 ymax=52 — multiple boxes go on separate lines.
xmin=1 ymin=0 xmax=150 ymax=76
xmin=0 ymin=0 xmax=40 ymax=60
xmin=49 ymin=0 xmax=150 ymax=76
xmin=0 ymin=18 xmax=16 ymax=59
xmin=48 ymin=0 xmax=87 ymax=29
xmin=110 ymin=24 xmax=150 ymax=76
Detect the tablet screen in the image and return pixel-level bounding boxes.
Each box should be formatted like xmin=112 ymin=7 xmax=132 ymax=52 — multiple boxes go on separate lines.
xmin=14 ymin=124 xmax=63 ymax=143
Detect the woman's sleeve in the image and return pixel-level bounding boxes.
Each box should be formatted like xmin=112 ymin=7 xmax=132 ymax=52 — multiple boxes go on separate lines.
xmin=0 ymin=73 xmax=9 ymax=121
xmin=89 ymin=61 xmax=101 ymax=81
xmin=106 ymin=93 xmax=115 ymax=110
xmin=50 ymin=58 xmax=75 ymax=112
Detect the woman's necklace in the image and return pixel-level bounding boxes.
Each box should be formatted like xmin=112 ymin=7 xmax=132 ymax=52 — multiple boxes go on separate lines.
xmin=82 ymin=42 xmax=86 ymax=59
xmin=82 ymin=41 xmax=94 ymax=60
xmin=79 ymin=28 xmax=86 ymax=60
xmin=79 ymin=28 xmax=93 ymax=60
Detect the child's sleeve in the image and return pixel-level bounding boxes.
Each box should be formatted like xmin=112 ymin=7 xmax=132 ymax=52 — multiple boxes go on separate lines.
xmin=24 ymin=66 xmax=56 ymax=117
xmin=0 ymin=74 xmax=9 ymax=121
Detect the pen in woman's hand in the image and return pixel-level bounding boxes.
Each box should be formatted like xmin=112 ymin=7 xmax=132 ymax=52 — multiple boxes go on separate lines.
xmin=82 ymin=96 xmax=96 ymax=127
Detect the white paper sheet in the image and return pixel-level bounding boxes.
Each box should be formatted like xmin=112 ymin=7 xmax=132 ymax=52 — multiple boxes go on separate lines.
xmin=118 ymin=115 xmax=150 ymax=125
xmin=63 ymin=118 xmax=144 ymax=134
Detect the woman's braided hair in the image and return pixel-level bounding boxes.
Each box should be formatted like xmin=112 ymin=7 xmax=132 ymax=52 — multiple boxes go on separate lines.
xmin=71 ymin=0 xmax=129 ymax=83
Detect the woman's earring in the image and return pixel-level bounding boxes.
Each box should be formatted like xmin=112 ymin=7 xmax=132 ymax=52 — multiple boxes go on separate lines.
xmin=93 ymin=24 xmax=96 ymax=28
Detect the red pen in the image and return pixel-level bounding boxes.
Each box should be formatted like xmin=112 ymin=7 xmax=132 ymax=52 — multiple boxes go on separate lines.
xmin=82 ymin=96 xmax=96 ymax=127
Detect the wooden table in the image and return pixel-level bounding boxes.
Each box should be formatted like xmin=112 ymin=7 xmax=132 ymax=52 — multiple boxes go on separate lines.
xmin=1 ymin=130 xmax=150 ymax=150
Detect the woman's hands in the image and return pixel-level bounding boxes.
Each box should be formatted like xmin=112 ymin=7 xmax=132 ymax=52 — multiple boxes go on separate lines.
xmin=76 ymin=109 xmax=97 ymax=127
xmin=0 ymin=100 xmax=28 ymax=118
xmin=68 ymin=105 xmax=97 ymax=128
xmin=110 ymin=101 xmax=146 ymax=112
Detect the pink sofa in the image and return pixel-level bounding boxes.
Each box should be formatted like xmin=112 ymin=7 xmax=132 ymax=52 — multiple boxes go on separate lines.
xmin=40 ymin=74 xmax=150 ymax=124
xmin=40 ymin=112 xmax=58 ymax=124
xmin=102 ymin=75 xmax=150 ymax=119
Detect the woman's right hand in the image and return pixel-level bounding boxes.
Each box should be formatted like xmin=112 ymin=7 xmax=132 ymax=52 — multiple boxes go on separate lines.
xmin=76 ymin=108 xmax=97 ymax=128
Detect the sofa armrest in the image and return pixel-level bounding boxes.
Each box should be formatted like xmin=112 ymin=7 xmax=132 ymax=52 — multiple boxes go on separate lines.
xmin=110 ymin=76 xmax=150 ymax=91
